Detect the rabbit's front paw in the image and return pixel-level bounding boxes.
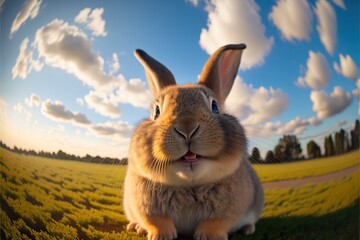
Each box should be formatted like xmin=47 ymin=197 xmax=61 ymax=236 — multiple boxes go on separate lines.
xmin=194 ymin=219 xmax=229 ymax=240
xmin=147 ymin=227 xmax=177 ymax=240
xmin=242 ymin=224 xmax=255 ymax=235
xmin=127 ymin=222 xmax=147 ymax=235
xmin=194 ymin=232 xmax=228 ymax=240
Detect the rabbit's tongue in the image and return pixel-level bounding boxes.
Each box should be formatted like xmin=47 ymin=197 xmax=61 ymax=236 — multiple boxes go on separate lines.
xmin=181 ymin=151 xmax=199 ymax=163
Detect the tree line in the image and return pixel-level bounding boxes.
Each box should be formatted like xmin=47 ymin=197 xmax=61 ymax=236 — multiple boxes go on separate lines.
xmin=1 ymin=119 xmax=358 ymax=165
xmin=0 ymin=141 xmax=128 ymax=165
xmin=250 ymin=119 xmax=359 ymax=164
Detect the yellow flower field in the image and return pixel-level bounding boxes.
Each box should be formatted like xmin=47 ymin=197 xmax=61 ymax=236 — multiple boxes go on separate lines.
xmin=0 ymin=148 xmax=359 ymax=239
xmin=253 ymin=151 xmax=359 ymax=182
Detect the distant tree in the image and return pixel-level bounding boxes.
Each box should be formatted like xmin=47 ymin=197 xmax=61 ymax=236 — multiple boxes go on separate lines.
xmin=350 ymin=119 xmax=360 ymax=150
xmin=307 ymin=140 xmax=321 ymax=159
xmin=274 ymin=135 xmax=302 ymax=162
xmin=264 ymin=150 xmax=279 ymax=163
xmin=324 ymin=135 xmax=335 ymax=156
xmin=335 ymin=129 xmax=347 ymax=155
xmin=120 ymin=157 xmax=128 ymax=165
xmin=249 ymin=147 xmax=262 ymax=163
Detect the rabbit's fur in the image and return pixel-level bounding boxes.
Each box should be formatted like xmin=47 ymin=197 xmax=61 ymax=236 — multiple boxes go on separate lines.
xmin=123 ymin=44 xmax=264 ymax=240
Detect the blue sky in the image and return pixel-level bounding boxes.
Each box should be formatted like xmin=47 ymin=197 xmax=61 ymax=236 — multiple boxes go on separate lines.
xmin=0 ymin=0 xmax=359 ymax=158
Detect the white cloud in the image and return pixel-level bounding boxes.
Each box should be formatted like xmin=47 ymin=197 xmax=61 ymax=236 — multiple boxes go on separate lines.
xmin=34 ymin=19 xmax=118 ymax=89
xmin=296 ymin=51 xmax=330 ymax=89
xmin=49 ymin=124 xmax=65 ymax=135
xmin=186 ymin=0 xmax=200 ymax=6
xmin=353 ymin=79 xmax=360 ymax=98
xmin=25 ymin=93 xmax=41 ymax=107
xmin=352 ymin=79 xmax=360 ymax=114
xmin=332 ymin=0 xmax=346 ymax=10
xmin=32 ymin=19 xmax=152 ymax=115
xmin=269 ymin=0 xmax=312 ymax=41
xmin=315 ymin=0 xmax=337 ymax=55
xmin=0 ymin=0 xmax=5 ymax=11
xmin=0 ymin=98 xmax=7 ymax=120
xmin=84 ymin=91 xmax=122 ymax=119
xmin=244 ymin=116 xmax=322 ymax=138
xmin=76 ymin=98 xmax=85 ymax=106
xmin=41 ymin=99 xmax=91 ymax=125
xmin=199 ymin=0 xmax=274 ymax=70
xmin=14 ymin=103 xmax=32 ymax=122
xmin=278 ymin=116 xmax=322 ymax=136
xmin=310 ymin=86 xmax=353 ymax=119
xmin=10 ymin=0 xmax=42 ymax=36
xmin=89 ymin=121 xmax=134 ymax=143
xmin=113 ymin=78 xmax=153 ymax=109
xmin=12 ymin=38 xmax=43 ymax=79
xmin=84 ymin=77 xmax=152 ymax=118
xmin=336 ymin=119 xmax=347 ymax=127
xmin=75 ymin=8 xmax=107 ymax=37
xmin=308 ymin=116 xmax=322 ymax=126
xmin=225 ymin=76 xmax=288 ymax=125
xmin=110 ymin=53 xmax=120 ymax=74
xmin=333 ymin=54 xmax=358 ymax=80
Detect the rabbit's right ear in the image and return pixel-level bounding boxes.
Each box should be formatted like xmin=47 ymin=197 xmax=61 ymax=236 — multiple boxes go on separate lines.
xmin=134 ymin=49 xmax=176 ymax=96
xmin=198 ymin=44 xmax=246 ymax=106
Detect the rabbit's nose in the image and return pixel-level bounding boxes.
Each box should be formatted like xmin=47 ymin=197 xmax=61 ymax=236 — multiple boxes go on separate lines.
xmin=174 ymin=120 xmax=199 ymax=141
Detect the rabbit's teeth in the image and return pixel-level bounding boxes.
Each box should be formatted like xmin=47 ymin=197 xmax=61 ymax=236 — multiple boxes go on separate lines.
xmin=181 ymin=151 xmax=200 ymax=163
xmin=182 ymin=151 xmax=197 ymax=160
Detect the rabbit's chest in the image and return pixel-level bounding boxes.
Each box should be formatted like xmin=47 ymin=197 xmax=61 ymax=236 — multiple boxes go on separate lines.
xmin=157 ymin=186 xmax=234 ymax=234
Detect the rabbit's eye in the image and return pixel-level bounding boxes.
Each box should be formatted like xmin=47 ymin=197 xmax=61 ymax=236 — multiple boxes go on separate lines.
xmin=211 ymin=100 xmax=220 ymax=114
xmin=154 ymin=105 xmax=160 ymax=120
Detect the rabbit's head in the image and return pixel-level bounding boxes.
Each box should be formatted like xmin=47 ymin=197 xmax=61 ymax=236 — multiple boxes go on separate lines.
xmin=129 ymin=44 xmax=247 ymax=187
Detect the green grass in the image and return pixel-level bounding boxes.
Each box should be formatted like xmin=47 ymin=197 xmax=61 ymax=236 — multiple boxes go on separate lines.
xmin=1 ymin=147 xmax=359 ymax=240
xmin=254 ymin=150 xmax=359 ymax=182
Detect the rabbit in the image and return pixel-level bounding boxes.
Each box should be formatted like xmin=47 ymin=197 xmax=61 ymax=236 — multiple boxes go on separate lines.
xmin=123 ymin=43 xmax=264 ymax=240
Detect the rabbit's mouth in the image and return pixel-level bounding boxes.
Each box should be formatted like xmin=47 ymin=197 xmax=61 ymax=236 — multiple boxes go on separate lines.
xmin=180 ymin=151 xmax=201 ymax=164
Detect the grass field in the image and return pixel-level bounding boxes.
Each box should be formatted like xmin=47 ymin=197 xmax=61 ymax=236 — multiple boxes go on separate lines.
xmin=253 ymin=151 xmax=359 ymax=182
xmin=1 ymin=148 xmax=359 ymax=240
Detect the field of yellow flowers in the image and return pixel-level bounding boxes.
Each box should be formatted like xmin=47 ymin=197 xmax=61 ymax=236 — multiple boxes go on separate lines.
xmin=1 ymin=148 xmax=359 ymax=240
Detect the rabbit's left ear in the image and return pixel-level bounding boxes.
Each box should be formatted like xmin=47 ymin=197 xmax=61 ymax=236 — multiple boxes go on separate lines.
xmin=134 ymin=49 xmax=176 ymax=97
xmin=198 ymin=44 xmax=246 ymax=106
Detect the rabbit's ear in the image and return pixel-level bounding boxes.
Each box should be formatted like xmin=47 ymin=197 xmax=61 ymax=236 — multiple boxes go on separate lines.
xmin=198 ymin=44 xmax=246 ymax=105
xmin=134 ymin=49 xmax=176 ymax=96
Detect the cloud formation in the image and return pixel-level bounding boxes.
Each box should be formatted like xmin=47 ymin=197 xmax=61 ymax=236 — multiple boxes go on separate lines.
xmin=12 ymin=38 xmax=43 ymax=79
xmin=199 ymin=0 xmax=274 ymax=70
xmin=75 ymin=8 xmax=107 ymax=37
xmin=14 ymin=103 xmax=32 ymax=122
xmin=0 ymin=0 xmax=5 ymax=11
xmin=269 ymin=0 xmax=312 ymax=41
xmin=84 ymin=77 xmax=153 ymax=118
xmin=352 ymin=79 xmax=360 ymax=114
xmin=90 ymin=121 xmax=134 ymax=141
xmin=186 ymin=0 xmax=200 ymax=6
xmin=245 ymin=116 xmax=322 ymax=138
xmin=0 ymin=98 xmax=7 ymax=120
xmin=25 ymin=93 xmax=41 ymax=107
xmin=332 ymin=0 xmax=346 ymax=10
xmin=113 ymin=78 xmax=153 ymax=109
xmin=84 ymin=91 xmax=122 ymax=119
xmin=225 ymin=76 xmax=289 ymax=125
xmin=10 ymin=0 xmax=42 ymax=36
xmin=333 ymin=54 xmax=358 ymax=80
xmin=296 ymin=51 xmax=330 ymax=89
xmin=310 ymin=86 xmax=352 ymax=119
xmin=41 ymin=99 xmax=91 ymax=125
xmin=34 ymin=19 xmax=117 ymax=89
xmin=315 ymin=0 xmax=337 ymax=55
xmin=110 ymin=53 xmax=120 ymax=74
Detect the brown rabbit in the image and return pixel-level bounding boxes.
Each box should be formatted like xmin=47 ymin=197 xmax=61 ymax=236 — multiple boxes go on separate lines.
xmin=123 ymin=44 xmax=264 ymax=240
